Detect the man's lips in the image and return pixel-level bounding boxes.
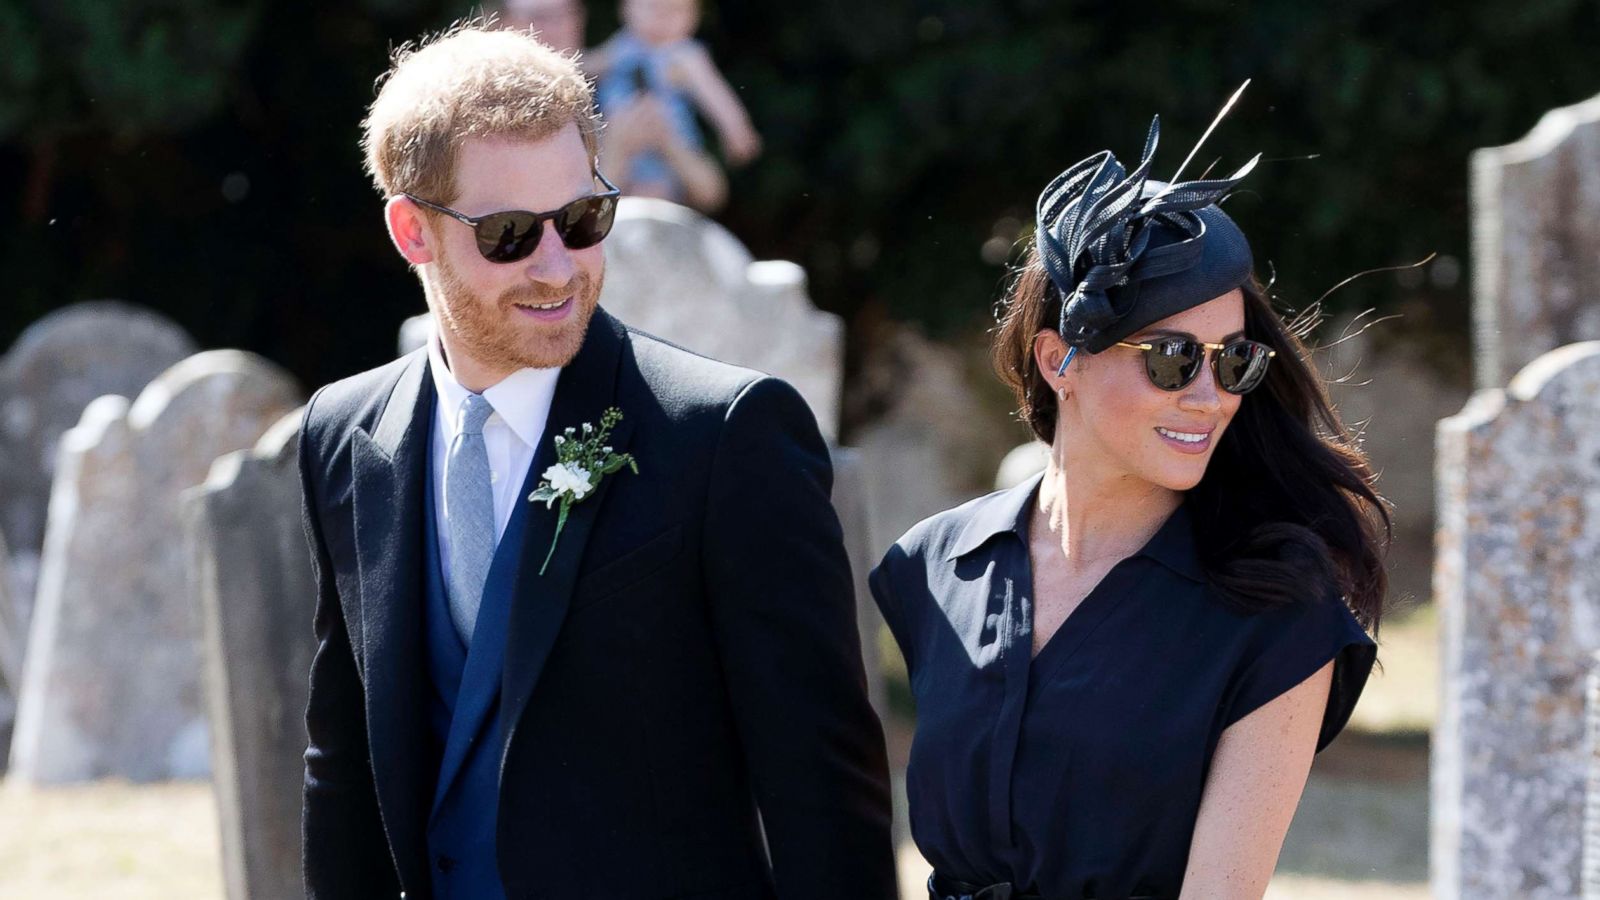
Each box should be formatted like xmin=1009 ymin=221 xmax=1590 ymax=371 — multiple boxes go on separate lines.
xmin=512 ymin=296 xmax=573 ymax=321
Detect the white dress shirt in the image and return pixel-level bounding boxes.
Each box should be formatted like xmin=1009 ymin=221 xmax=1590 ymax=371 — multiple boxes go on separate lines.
xmin=428 ymin=334 xmax=561 ymax=587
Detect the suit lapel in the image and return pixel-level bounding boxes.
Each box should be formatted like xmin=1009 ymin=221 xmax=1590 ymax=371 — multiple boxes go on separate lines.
xmin=349 ymin=350 xmax=433 ymax=874
xmin=498 ymin=309 xmax=633 ymax=766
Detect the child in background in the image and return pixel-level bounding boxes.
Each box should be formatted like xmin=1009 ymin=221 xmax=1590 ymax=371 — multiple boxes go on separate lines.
xmin=590 ymin=0 xmax=761 ymax=202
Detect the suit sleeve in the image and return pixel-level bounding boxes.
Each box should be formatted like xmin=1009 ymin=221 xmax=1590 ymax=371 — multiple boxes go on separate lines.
xmin=299 ymin=389 xmax=401 ymax=898
xmin=702 ymin=377 xmax=898 ymax=900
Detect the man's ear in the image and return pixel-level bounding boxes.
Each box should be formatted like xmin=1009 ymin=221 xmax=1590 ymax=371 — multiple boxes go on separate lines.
xmin=385 ymin=195 xmax=436 ymax=266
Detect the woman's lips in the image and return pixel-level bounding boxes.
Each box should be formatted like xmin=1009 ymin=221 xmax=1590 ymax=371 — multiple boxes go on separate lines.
xmin=1155 ymin=426 xmax=1213 ymax=455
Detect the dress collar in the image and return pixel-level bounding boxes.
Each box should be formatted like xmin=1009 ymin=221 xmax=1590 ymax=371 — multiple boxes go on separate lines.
xmin=945 ymin=471 xmax=1043 ymax=562
xmin=946 ymin=469 xmax=1205 ymax=583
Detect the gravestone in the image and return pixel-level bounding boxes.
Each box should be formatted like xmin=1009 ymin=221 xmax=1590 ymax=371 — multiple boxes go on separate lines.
xmin=186 ymin=408 xmax=311 ymax=900
xmin=0 ymin=528 xmax=17 ymax=700
xmin=1471 ymin=92 xmax=1600 ymax=389
xmin=402 ymin=200 xmax=848 ymax=440
xmin=1587 ymin=650 xmax=1600 ymax=900
xmin=995 ymin=441 xmax=1049 ymax=491
xmin=599 ymin=197 xmax=845 ymax=443
xmin=8 ymin=350 xmax=301 ymax=784
xmin=1433 ymin=341 xmax=1600 ymax=899
xmin=830 ymin=447 xmax=886 ymax=718
xmin=854 ymin=325 xmax=1021 ymax=561
xmin=398 ymin=312 xmax=431 ymax=357
xmin=0 ymin=529 xmax=13 ymax=760
xmin=0 ymin=301 xmax=195 ymax=632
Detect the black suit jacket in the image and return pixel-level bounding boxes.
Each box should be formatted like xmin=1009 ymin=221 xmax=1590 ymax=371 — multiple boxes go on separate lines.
xmin=299 ymin=309 xmax=896 ymax=900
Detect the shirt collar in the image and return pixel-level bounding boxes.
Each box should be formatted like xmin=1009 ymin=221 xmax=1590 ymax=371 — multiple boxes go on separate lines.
xmin=946 ymin=469 xmax=1206 ymax=583
xmin=427 ymin=329 xmax=561 ymax=449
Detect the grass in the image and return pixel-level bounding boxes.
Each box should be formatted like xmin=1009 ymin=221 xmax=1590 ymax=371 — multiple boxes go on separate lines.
xmin=0 ymin=607 xmax=1437 ymax=899
xmin=0 ymin=779 xmax=222 ymax=900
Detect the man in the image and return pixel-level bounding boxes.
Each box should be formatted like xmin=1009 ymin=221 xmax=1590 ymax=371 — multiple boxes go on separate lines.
xmin=299 ymin=23 xmax=895 ymax=900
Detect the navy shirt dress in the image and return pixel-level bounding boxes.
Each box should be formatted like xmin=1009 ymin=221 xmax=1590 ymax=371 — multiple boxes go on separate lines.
xmin=870 ymin=472 xmax=1376 ymax=900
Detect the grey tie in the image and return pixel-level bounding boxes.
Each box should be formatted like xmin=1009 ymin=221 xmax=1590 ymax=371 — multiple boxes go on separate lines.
xmin=445 ymin=393 xmax=497 ymax=643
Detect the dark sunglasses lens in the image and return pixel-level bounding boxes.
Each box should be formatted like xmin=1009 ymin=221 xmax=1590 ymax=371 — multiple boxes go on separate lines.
xmin=1145 ymin=339 xmax=1204 ymax=390
xmin=475 ymin=212 xmax=542 ymax=262
xmin=1217 ymin=341 xmax=1272 ymax=394
xmin=555 ymin=195 xmax=618 ymax=249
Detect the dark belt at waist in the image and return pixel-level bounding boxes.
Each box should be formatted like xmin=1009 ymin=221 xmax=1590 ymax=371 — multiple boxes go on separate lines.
xmin=928 ymin=874 xmax=1043 ymax=900
xmin=928 ymin=873 xmax=1163 ymax=900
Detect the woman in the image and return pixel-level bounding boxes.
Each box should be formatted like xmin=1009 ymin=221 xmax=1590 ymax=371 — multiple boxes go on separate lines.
xmin=871 ymin=116 xmax=1388 ymax=900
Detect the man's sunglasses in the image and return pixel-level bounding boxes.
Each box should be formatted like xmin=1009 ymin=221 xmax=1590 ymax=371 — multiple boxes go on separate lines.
xmin=1113 ymin=336 xmax=1276 ymax=394
xmin=403 ymin=170 xmax=621 ymax=264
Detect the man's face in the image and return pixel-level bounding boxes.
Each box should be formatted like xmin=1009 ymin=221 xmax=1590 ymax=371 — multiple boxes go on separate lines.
xmin=421 ymin=125 xmax=606 ymax=378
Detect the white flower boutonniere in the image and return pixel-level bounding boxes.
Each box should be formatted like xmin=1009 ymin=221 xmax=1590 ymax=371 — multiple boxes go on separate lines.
xmin=528 ymin=407 xmax=638 ymax=575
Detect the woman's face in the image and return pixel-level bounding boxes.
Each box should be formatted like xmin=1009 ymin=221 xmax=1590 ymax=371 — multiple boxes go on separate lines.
xmin=1039 ymin=288 xmax=1247 ymax=492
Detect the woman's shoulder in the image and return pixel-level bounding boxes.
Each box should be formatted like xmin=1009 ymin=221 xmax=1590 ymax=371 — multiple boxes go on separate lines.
xmin=1199 ymin=564 xmax=1372 ymax=639
xmin=1230 ymin=590 xmax=1379 ymax=751
xmin=879 ymin=478 xmax=1038 ymax=576
xmin=870 ymin=482 xmax=1035 ymax=664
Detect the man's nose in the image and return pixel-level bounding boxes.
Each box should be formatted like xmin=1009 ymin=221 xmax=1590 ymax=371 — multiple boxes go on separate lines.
xmin=524 ymin=220 xmax=577 ymax=286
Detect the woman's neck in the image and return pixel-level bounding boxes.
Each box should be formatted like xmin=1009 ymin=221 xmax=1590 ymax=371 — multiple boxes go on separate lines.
xmin=1034 ymin=451 xmax=1181 ymax=574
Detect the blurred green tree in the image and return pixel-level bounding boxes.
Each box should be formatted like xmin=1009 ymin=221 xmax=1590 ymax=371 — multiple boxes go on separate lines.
xmin=711 ymin=0 xmax=1600 ymax=372
xmin=0 ymin=0 xmax=1596 ymax=395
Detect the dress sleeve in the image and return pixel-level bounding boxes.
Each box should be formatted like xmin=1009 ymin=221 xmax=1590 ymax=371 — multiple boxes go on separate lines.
xmin=1221 ymin=591 xmax=1377 ymax=752
xmin=867 ymin=548 xmax=916 ymax=673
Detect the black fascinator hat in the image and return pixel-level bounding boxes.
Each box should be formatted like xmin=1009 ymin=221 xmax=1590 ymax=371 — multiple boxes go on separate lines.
xmin=1037 ymin=92 xmax=1260 ymax=356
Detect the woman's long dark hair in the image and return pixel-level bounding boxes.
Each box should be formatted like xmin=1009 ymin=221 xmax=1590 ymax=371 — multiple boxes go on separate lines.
xmin=992 ymin=248 xmax=1389 ymax=632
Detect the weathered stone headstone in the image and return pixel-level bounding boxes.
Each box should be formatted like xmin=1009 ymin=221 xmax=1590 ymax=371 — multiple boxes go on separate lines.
xmin=0 ymin=529 xmax=14 ymax=761
xmin=600 ymin=197 xmax=845 ymax=442
xmin=0 ymin=528 xmax=17 ymax=700
xmin=404 ymin=199 xmax=845 ymax=438
xmin=402 ymin=200 xmax=848 ymax=437
xmin=995 ymin=441 xmax=1049 ymax=491
xmin=1586 ymin=650 xmax=1600 ymax=900
xmin=0 ymin=301 xmax=195 ymax=621
xmin=1471 ymin=92 xmax=1600 ymax=389
xmin=830 ymin=447 xmax=886 ymax=719
xmin=8 ymin=350 xmax=301 ymax=784
xmin=854 ymin=325 xmax=1022 ymax=560
xmin=185 ymin=408 xmax=311 ymax=900
xmin=398 ymin=311 xmax=431 ymax=357
xmin=1433 ymin=341 xmax=1600 ymax=899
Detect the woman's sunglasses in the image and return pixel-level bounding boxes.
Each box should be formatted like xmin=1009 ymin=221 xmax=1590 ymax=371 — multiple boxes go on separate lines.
xmin=1113 ymin=336 xmax=1276 ymax=394
xmin=403 ymin=169 xmax=621 ymax=264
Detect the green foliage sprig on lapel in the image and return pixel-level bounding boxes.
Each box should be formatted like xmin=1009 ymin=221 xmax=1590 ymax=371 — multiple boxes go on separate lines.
xmin=528 ymin=407 xmax=638 ymax=576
